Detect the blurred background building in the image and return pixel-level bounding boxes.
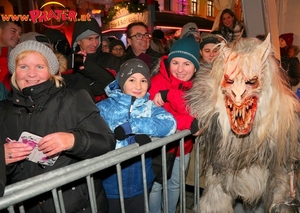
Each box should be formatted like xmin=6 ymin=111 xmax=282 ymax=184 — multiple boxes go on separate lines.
xmin=0 ymin=0 xmax=244 ymax=41
xmin=1 ymin=0 xmax=300 ymax=59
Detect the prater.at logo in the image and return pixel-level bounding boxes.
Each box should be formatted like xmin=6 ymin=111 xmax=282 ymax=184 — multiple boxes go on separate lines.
xmin=1 ymin=1 xmax=91 ymax=29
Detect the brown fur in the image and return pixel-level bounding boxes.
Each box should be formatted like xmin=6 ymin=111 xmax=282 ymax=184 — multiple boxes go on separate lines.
xmin=186 ymin=34 xmax=300 ymax=212
xmin=55 ymin=52 xmax=68 ymax=74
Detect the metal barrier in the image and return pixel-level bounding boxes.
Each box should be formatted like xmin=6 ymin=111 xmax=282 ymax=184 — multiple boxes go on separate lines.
xmin=0 ymin=130 xmax=196 ymax=213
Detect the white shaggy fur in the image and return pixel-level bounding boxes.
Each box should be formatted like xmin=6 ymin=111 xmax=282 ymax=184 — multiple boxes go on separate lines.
xmin=186 ymin=34 xmax=300 ymax=212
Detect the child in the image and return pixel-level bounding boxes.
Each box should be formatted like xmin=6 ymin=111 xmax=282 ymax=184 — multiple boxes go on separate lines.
xmin=96 ymin=58 xmax=177 ymax=213
xmin=148 ymin=37 xmax=201 ymax=213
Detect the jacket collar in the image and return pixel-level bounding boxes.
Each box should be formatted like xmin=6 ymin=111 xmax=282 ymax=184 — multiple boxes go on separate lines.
xmin=159 ymin=55 xmax=193 ymax=90
xmin=105 ymin=80 xmax=150 ymax=107
xmin=9 ymin=80 xmax=60 ymax=107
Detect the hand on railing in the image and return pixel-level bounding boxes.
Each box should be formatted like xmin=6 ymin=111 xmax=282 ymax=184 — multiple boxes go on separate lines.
xmin=135 ymin=134 xmax=152 ymax=146
xmin=127 ymin=134 xmax=152 ymax=146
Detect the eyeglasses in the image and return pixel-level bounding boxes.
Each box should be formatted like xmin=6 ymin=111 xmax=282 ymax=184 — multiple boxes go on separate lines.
xmin=129 ymin=33 xmax=152 ymax=40
xmin=112 ymin=47 xmax=124 ymax=51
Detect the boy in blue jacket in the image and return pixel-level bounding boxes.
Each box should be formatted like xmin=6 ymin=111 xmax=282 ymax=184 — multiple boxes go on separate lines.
xmin=97 ymin=58 xmax=176 ymax=213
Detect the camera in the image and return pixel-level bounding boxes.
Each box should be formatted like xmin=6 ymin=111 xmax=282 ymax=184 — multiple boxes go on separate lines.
xmin=71 ymin=54 xmax=84 ymax=70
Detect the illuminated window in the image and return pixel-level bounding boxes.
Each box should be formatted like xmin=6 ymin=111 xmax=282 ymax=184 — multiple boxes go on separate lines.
xmin=207 ymin=0 xmax=214 ymax=17
xmin=178 ymin=0 xmax=187 ymax=14
xmin=164 ymin=0 xmax=171 ymax=11
xmin=191 ymin=0 xmax=197 ymax=15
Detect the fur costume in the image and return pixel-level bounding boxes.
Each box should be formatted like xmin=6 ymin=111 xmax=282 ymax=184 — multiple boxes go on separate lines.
xmin=186 ymin=34 xmax=300 ymax=213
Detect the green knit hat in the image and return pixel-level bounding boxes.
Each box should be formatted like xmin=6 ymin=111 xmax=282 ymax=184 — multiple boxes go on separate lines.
xmin=168 ymin=37 xmax=200 ymax=70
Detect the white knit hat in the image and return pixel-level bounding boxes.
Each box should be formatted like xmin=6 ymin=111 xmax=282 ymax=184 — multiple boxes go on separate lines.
xmin=8 ymin=40 xmax=59 ymax=75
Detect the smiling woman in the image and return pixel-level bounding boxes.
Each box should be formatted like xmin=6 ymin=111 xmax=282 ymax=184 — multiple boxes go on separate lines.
xmin=217 ymin=8 xmax=246 ymax=42
xmin=8 ymin=40 xmax=61 ymax=89
xmin=1 ymin=40 xmax=115 ymax=212
xmin=148 ymin=37 xmax=201 ymax=213
xmin=14 ymin=51 xmax=51 ymax=90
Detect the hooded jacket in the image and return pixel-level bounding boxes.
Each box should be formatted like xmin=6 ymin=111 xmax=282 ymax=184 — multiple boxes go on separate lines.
xmin=96 ymin=80 xmax=176 ymax=198
xmin=149 ymin=55 xmax=196 ymax=156
xmin=64 ymin=18 xmax=121 ymax=102
xmin=0 ymin=80 xmax=115 ymax=212
xmin=71 ymin=18 xmax=101 ymax=53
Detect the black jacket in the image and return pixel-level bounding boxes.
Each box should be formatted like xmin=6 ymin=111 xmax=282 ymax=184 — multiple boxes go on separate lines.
xmin=0 ymin=145 xmax=5 ymax=197
xmin=65 ymin=49 xmax=121 ymax=101
xmin=281 ymin=56 xmax=300 ymax=87
xmin=64 ymin=18 xmax=122 ymax=102
xmin=0 ymin=80 xmax=115 ymax=212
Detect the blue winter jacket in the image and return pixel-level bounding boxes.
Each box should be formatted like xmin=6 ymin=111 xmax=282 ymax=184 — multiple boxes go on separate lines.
xmin=97 ymin=80 xmax=176 ymax=199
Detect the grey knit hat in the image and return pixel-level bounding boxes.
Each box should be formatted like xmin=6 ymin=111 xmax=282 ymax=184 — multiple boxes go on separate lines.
xmin=8 ymin=40 xmax=59 ymax=75
xmin=73 ymin=29 xmax=100 ymax=50
xmin=117 ymin=58 xmax=150 ymax=90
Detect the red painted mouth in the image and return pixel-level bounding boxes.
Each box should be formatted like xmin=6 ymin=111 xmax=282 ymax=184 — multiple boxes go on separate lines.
xmin=225 ymin=96 xmax=258 ymax=135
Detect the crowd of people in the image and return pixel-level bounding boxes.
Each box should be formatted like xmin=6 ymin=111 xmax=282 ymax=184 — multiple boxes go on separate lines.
xmin=0 ymin=7 xmax=299 ymax=213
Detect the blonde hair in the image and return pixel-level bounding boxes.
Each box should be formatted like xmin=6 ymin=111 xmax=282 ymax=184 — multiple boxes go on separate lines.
xmin=11 ymin=50 xmax=64 ymax=90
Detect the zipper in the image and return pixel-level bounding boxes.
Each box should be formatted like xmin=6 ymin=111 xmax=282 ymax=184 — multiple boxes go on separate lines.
xmin=128 ymin=96 xmax=136 ymax=119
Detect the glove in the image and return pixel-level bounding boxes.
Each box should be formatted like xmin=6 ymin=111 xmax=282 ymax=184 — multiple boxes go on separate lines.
xmin=190 ymin=118 xmax=199 ymax=134
xmin=159 ymin=90 xmax=169 ymax=102
xmin=114 ymin=122 xmax=132 ymax=140
xmin=127 ymin=134 xmax=152 ymax=146
xmin=135 ymin=134 xmax=152 ymax=146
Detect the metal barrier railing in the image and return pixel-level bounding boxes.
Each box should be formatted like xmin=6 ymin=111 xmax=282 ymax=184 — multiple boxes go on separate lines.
xmin=0 ymin=130 xmax=194 ymax=213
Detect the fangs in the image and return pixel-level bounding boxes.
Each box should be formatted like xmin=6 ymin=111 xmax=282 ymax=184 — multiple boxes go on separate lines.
xmin=227 ymin=97 xmax=255 ymax=134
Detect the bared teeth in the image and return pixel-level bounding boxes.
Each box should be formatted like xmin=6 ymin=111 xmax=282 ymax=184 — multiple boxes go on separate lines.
xmin=226 ymin=96 xmax=256 ymax=134
xmin=242 ymin=107 xmax=245 ymax=120
xmin=244 ymin=120 xmax=248 ymax=129
xmin=228 ymin=100 xmax=232 ymax=108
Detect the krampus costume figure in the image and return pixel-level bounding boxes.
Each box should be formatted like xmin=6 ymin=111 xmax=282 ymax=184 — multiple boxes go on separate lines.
xmin=186 ymin=34 xmax=300 ymax=212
